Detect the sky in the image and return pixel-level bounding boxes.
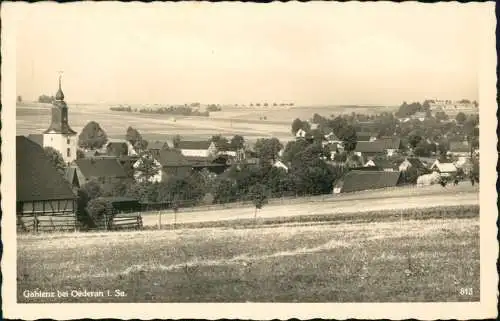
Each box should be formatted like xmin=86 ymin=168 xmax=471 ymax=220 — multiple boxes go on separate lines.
xmin=13 ymin=2 xmax=487 ymax=106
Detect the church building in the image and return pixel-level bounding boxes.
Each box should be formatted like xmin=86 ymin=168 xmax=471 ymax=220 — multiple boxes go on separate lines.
xmin=29 ymin=76 xmax=78 ymax=164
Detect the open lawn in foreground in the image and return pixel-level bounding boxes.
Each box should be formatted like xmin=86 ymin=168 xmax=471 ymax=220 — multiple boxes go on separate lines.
xmin=17 ymin=207 xmax=479 ymax=303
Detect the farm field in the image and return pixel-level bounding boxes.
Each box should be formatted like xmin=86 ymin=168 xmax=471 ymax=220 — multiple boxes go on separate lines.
xmin=17 ymin=209 xmax=479 ymax=303
xmin=16 ymin=102 xmax=397 ymax=144
xmin=140 ymin=183 xmax=479 ymax=227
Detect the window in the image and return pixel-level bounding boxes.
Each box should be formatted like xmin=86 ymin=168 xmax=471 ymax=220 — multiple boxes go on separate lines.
xmin=67 ymin=148 xmax=71 ymax=157
xmin=67 ymin=138 xmax=70 ymax=144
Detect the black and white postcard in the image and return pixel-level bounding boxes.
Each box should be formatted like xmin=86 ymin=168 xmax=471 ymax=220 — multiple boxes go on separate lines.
xmin=2 ymin=1 xmax=497 ymax=319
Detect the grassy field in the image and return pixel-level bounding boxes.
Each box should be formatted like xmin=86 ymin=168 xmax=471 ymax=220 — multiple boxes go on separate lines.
xmin=17 ymin=206 xmax=479 ymax=303
xmin=140 ymin=183 xmax=479 ymax=227
xmin=16 ymin=102 xmax=397 ymax=143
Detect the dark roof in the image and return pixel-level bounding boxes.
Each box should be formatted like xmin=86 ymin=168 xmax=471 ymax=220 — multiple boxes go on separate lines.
xmin=27 ymin=134 xmax=43 ymax=146
xmin=355 ymin=137 xmax=401 ymax=153
xmin=106 ymin=142 xmax=129 ymax=156
xmin=369 ymin=159 xmax=398 ymax=170
xmin=43 ymin=101 xmax=77 ymax=135
xmin=148 ymin=141 xmax=170 ymax=150
xmin=405 ymin=158 xmax=425 ymax=168
xmin=16 ymin=136 xmax=76 ymax=202
xmin=177 ymin=140 xmax=212 ymax=150
xmin=157 ymin=149 xmax=191 ymax=167
xmin=75 ymin=158 xmax=127 ymax=178
xmin=449 ymin=142 xmax=470 ymax=153
xmin=335 ymin=170 xmax=401 ymax=193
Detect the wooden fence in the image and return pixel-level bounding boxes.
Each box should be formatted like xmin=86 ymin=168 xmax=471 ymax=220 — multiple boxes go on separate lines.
xmin=17 ymin=213 xmax=77 ymax=233
xmin=91 ymin=212 xmax=143 ymax=231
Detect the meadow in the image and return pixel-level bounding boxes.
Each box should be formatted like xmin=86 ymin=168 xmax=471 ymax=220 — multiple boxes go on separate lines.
xmin=16 ymin=102 xmax=397 ymax=143
xmin=17 ymin=205 xmax=479 ymax=303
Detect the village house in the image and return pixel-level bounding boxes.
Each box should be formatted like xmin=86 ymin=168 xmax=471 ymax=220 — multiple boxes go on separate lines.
xmin=105 ymin=139 xmax=137 ymax=157
xmin=411 ymin=112 xmax=427 ymax=122
xmin=448 ymin=141 xmax=471 ymax=157
xmin=66 ymin=158 xmax=128 ymax=193
xmin=430 ymin=159 xmax=458 ymax=178
xmin=17 ymin=136 xmax=77 ymax=232
xmin=454 ymin=156 xmax=474 ymax=176
xmin=398 ymin=157 xmax=426 ymax=172
xmin=333 ymin=170 xmax=402 ymax=194
xmin=272 ymin=159 xmax=289 ymax=172
xmin=364 ymin=159 xmax=398 ymax=172
xmin=356 ymin=132 xmax=378 ymax=142
xmin=177 ymin=140 xmax=218 ymax=158
xmin=324 ymin=131 xmax=342 ymax=145
xmin=156 ymin=149 xmax=194 ymax=179
xmin=295 ymin=128 xmax=307 ymax=139
xmin=354 ymin=137 xmax=402 ymax=160
xmin=146 ymin=141 xmax=170 ymax=160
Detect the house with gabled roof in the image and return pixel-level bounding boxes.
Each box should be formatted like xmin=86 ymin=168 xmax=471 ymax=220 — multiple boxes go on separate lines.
xmin=17 ymin=136 xmax=77 ymax=232
xmin=333 ymin=170 xmax=402 ymax=194
xmin=105 ymin=138 xmax=137 ymax=157
xmin=364 ymin=159 xmax=398 ymax=172
xmin=156 ymin=149 xmax=194 ymax=179
xmin=430 ymin=159 xmax=457 ymax=178
xmin=354 ymin=137 xmax=402 ymax=158
xmin=177 ymin=140 xmax=218 ymax=158
xmin=147 ymin=141 xmax=170 ymax=160
xmin=398 ymin=157 xmax=426 ymax=172
xmin=295 ymin=128 xmax=308 ymax=139
xmin=448 ymin=141 xmax=471 ymax=157
xmin=67 ymin=158 xmax=128 ymax=193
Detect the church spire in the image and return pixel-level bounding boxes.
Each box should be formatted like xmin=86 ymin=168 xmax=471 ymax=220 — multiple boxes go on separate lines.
xmin=55 ymin=73 xmax=64 ymax=101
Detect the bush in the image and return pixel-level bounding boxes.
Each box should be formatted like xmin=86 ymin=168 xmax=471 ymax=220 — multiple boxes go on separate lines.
xmin=86 ymin=198 xmax=115 ymax=229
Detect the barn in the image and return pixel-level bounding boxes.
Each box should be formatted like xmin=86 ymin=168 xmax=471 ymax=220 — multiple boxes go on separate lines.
xmin=17 ymin=136 xmax=77 ymax=232
xmin=333 ymin=170 xmax=402 ymax=194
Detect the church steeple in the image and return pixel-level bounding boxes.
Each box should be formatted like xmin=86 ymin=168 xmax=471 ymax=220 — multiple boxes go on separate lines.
xmin=43 ymin=75 xmax=76 ymax=135
xmin=55 ymin=75 xmax=64 ymax=101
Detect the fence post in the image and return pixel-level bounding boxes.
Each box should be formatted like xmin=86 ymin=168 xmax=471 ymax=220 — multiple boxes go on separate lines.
xmin=34 ymin=213 xmax=38 ymax=233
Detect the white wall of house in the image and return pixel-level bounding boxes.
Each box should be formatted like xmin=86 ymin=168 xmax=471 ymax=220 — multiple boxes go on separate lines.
xmin=43 ymin=133 xmax=77 ymax=164
xmin=181 ymin=149 xmax=211 ymax=158
xmin=399 ymin=160 xmax=412 ymax=171
xmin=272 ymin=160 xmax=289 ymax=172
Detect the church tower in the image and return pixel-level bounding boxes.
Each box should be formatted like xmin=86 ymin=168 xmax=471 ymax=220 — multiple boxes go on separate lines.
xmin=43 ymin=75 xmax=78 ymax=164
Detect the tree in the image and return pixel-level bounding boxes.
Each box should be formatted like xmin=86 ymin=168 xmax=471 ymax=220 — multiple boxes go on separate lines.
xmin=173 ymin=135 xmax=181 ymax=148
xmin=408 ymin=131 xmax=423 ymax=149
xmin=291 ymin=118 xmax=304 ymax=135
xmin=338 ymin=125 xmax=357 ymax=152
xmin=134 ymin=153 xmax=161 ymax=183
xmin=248 ymin=183 xmax=268 ymax=221
xmin=78 ymin=121 xmax=108 ymax=149
xmin=212 ymin=178 xmax=237 ymax=204
xmin=282 ymin=139 xmax=310 ymax=163
xmin=437 ymin=139 xmax=450 ymax=155
xmin=126 ymin=126 xmax=142 ymax=146
xmin=211 ymin=135 xmax=230 ymax=150
xmin=414 ymin=141 xmax=432 ymax=157
xmin=230 ymin=135 xmax=245 ymax=150
xmin=81 ymin=179 xmax=103 ymax=200
xmin=86 ymin=198 xmax=114 ymax=230
xmin=254 ymin=138 xmax=283 ymax=163
xmin=435 ymin=111 xmax=449 ymax=121
xmin=38 ymin=94 xmax=54 ymax=104
xmin=76 ymin=149 xmax=85 ymax=159
xmin=455 ymin=112 xmax=467 ymax=125
xmin=126 ymin=126 xmax=147 ymax=151
xmin=43 ymin=147 xmax=66 ymax=174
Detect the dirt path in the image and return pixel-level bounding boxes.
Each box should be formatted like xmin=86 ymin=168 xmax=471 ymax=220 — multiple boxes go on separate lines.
xmin=142 ymin=185 xmax=478 ymax=227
